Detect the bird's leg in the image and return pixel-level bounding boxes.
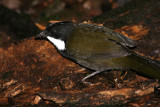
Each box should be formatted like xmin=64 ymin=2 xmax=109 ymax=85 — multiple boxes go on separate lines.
xmin=120 ymin=71 xmax=128 ymax=80
xmin=82 ymin=70 xmax=104 ymax=85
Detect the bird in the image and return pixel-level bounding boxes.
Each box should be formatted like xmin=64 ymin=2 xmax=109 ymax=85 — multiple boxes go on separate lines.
xmin=36 ymin=21 xmax=160 ymax=84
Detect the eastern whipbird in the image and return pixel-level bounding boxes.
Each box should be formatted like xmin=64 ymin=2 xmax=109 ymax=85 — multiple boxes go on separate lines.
xmin=36 ymin=21 xmax=160 ymax=84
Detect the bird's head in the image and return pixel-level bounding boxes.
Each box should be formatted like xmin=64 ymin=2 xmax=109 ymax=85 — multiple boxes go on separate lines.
xmin=36 ymin=21 xmax=73 ymax=50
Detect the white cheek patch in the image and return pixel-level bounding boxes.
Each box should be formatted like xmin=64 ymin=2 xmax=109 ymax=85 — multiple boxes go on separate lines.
xmin=47 ymin=36 xmax=65 ymax=50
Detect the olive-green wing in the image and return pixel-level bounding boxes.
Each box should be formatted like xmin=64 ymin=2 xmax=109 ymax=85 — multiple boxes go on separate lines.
xmin=65 ymin=24 xmax=135 ymax=70
xmin=104 ymin=28 xmax=136 ymax=48
xmin=66 ymin=24 xmax=133 ymax=59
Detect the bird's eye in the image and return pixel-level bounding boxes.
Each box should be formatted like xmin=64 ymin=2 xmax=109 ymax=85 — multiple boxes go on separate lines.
xmin=48 ymin=27 xmax=55 ymax=33
xmin=46 ymin=26 xmax=51 ymax=32
xmin=46 ymin=27 xmax=56 ymax=33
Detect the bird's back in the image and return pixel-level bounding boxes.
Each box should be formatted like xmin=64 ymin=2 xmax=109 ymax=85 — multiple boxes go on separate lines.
xmin=65 ymin=23 xmax=133 ymax=71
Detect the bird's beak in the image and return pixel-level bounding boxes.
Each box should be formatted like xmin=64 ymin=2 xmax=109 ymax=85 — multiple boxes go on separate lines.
xmin=35 ymin=29 xmax=48 ymax=39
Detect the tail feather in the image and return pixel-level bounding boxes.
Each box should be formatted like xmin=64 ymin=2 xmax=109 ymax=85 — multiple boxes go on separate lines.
xmin=129 ymin=53 xmax=160 ymax=79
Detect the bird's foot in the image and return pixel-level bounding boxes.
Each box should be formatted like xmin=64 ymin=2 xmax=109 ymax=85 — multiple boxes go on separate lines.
xmin=82 ymin=78 xmax=93 ymax=86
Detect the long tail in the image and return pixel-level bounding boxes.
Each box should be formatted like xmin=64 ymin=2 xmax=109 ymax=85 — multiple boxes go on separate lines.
xmin=128 ymin=53 xmax=160 ymax=79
